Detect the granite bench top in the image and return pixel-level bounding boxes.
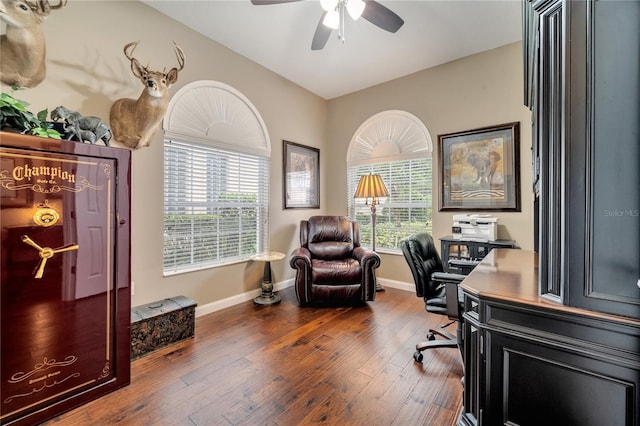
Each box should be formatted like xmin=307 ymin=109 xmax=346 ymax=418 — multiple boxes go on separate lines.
xmin=131 ymin=296 xmax=197 ymax=323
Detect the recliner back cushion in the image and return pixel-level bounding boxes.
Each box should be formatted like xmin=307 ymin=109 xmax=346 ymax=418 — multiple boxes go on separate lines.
xmin=307 ymin=216 xmax=354 ymax=260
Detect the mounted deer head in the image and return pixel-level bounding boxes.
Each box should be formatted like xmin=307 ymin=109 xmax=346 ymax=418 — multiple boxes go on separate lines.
xmin=109 ymin=41 xmax=185 ymax=149
xmin=0 ymin=0 xmax=67 ymax=88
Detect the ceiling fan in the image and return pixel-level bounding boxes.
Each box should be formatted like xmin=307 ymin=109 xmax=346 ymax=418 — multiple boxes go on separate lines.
xmin=250 ymin=0 xmax=405 ymax=50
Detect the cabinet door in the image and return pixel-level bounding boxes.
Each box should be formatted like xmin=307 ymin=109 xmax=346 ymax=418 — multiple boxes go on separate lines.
xmin=441 ymin=239 xmax=472 ymax=273
xmin=566 ymin=0 xmax=640 ymax=317
xmin=536 ymin=0 xmax=565 ymax=302
xmin=461 ymin=307 xmax=482 ymax=426
xmin=485 ymin=329 xmax=639 ymax=426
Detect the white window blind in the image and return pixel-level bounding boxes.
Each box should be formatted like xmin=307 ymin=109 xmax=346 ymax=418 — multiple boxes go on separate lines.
xmin=163 ymin=139 xmax=269 ymax=274
xmin=348 ymin=159 xmax=432 ymax=251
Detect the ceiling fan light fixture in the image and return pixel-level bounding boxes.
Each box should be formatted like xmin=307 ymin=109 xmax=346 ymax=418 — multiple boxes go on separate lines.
xmin=323 ymin=9 xmax=340 ymax=29
xmin=320 ymin=0 xmax=338 ymax=13
xmin=346 ymin=0 xmax=365 ymax=20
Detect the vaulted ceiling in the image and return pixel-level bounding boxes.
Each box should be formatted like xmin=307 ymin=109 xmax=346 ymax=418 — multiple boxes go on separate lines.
xmin=143 ymin=1 xmax=523 ymax=100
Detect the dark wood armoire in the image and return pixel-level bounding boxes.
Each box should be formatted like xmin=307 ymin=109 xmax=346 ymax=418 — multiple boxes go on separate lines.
xmin=458 ymin=1 xmax=640 ymax=425
xmin=0 ymin=132 xmax=131 ymax=425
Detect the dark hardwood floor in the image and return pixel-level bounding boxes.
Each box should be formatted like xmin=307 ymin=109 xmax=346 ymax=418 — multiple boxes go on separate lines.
xmin=45 ymin=286 xmax=463 ymax=425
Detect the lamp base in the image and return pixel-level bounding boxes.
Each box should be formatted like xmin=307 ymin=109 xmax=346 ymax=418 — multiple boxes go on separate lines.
xmin=253 ymin=279 xmax=281 ymax=305
xmin=376 ymin=282 xmax=385 ymax=292
xmin=254 ymin=291 xmax=281 ymax=305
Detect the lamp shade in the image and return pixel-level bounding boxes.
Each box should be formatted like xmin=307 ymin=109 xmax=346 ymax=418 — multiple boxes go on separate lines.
xmin=353 ymin=174 xmax=389 ymax=199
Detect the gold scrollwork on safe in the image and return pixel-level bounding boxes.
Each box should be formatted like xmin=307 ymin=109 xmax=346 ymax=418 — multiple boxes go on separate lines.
xmin=8 ymin=356 xmax=78 ymax=384
xmin=97 ymin=362 xmax=111 ymax=380
xmin=3 ymin=372 xmax=81 ymax=404
xmin=101 ymin=163 xmax=112 ymax=178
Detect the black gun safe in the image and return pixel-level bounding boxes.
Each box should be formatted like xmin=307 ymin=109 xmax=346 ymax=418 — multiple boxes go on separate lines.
xmin=0 ymin=132 xmax=131 ymax=425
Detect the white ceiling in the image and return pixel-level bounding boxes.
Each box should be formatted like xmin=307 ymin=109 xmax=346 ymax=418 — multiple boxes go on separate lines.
xmin=142 ymin=0 xmax=523 ymax=100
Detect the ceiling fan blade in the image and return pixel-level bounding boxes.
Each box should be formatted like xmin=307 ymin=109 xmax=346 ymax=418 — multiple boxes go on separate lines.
xmin=311 ymin=12 xmax=332 ymax=50
xmin=362 ymin=0 xmax=404 ymax=33
xmin=250 ymin=0 xmax=303 ymax=4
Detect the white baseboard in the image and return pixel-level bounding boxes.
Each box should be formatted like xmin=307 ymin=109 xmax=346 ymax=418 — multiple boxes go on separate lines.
xmin=377 ymin=278 xmax=414 ymax=293
xmin=194 ymin=278 xmax=414 ymax=318
xmin=195 ymin=279 xmax=294 ymax=318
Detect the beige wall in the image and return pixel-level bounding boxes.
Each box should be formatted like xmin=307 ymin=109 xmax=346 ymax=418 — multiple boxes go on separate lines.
xmin=325 ymin=42 xmax=533 ymax=284
xmin=2 ymin=1 xmax=532 ymax=307
xmin=3 ymin=0 xmax=328 ymax=307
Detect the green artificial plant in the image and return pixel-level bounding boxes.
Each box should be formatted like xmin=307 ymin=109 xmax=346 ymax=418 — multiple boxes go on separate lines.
xmin=0 ymin=89 xmax=61 ymax=139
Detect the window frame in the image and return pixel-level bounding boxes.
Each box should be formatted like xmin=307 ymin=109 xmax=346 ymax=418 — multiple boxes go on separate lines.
xmin=161 ymin=80 xmax=271 ymax=275
xmin=346 ymin=110 xmax=434 ymax=253
xmin=163 ymin=139 xmax=270 ymax=275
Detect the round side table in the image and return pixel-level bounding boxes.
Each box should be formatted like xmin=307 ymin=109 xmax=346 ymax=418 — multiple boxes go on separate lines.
xmin=251 ymin=251 xmax=286 ymax=305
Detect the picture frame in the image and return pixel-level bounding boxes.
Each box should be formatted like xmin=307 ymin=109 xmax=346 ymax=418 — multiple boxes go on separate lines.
xmin=439 ymin=122 xmax=520 ymax=211
xmin=283 ymin=140 xmax=320 ymax=209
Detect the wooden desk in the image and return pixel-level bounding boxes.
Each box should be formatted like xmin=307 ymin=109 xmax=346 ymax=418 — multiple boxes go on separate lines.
xmin=458 ymin=249 xmax=640 ymax=426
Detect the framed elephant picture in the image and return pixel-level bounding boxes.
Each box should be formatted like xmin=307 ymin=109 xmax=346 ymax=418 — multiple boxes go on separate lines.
xmin=439 ymin=122 xmax=520 ymax=211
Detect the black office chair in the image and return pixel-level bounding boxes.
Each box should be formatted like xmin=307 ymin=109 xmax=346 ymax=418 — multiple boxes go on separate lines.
xmin=400 ymin=233 xmax=467 ymax=363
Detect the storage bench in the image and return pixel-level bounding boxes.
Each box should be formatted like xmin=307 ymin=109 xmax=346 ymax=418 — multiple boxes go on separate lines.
xmin=130 ymin=296 xmax=197 ymax=359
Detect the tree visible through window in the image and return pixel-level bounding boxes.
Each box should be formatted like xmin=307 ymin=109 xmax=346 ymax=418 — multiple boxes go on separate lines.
xmin=164 ymin=140 xmax=269 ymax=273
xmin=348 ymin=159 xmax=432 ymax=251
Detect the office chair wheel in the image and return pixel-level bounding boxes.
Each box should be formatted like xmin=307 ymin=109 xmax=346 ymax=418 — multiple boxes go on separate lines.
xmin=413 ymin=351 xmax=424 ymax=363
xmin=427 ymin=332 xmax=436 ymax=341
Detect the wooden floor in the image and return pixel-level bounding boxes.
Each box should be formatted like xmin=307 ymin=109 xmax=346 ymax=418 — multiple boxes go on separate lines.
xmin=46 ymin=286 xmax=463 ymax=425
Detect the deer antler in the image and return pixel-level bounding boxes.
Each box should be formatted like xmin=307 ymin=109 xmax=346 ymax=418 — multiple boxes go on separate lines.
xmin=173 ymin=41 xmax=185 ymax=72
xmin=48 ymin=0 xmax=67 ymax=9
xmin=123 ymin=41 xmax=140 ymax=62
xmin=31 ymin=0 xmax=66 ymax=17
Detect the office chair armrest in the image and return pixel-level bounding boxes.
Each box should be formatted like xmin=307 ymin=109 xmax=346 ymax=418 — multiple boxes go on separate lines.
xmin=432 ymin=271 xmax=465 ymax=321
xmin=432 ymin=271 xmax=466 ymax=284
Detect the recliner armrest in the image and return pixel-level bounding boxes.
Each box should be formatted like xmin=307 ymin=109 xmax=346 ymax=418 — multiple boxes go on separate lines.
xmin=289 ymin=247 xmax=311 ymax=269
xmin=352 ymin=246 xmax=381 ymax=268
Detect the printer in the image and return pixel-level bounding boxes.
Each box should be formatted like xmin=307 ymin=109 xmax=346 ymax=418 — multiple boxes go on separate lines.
xmin=452 ymin=214 xmax=498 ymax=241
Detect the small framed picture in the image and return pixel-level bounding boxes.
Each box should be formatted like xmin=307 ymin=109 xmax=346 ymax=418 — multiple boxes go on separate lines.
xmin=283 ymin=140 xmax=320 ymax=209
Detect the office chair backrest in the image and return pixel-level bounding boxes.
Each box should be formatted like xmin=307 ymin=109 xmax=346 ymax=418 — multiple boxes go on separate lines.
xmin=301 ymin=216 xmax=359 ymax=260
xmin=399 ymin=233 xmax=445 ymax=298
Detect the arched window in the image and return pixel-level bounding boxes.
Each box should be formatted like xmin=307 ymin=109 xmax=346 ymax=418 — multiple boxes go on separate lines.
xmin=347 ymin=110 xmax=433 ymax=252
xmin=163 ymin=81 xmax=270 ymax=274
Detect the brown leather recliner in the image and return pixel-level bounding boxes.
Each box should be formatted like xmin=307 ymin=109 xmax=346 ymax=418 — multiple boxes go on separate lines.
xmin=289 ymin=216 xmax=381 ymax=304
